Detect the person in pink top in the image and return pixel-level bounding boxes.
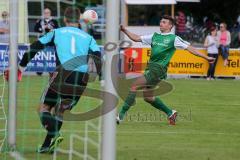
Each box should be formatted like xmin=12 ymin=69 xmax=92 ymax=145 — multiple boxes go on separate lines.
xmin=217 ymin=22 xmax=231 ymax=66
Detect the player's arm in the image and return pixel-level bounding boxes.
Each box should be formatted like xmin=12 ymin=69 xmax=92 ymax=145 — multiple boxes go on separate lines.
xmin=4 ymin=30 xmax=55 ymax=81
xmin=89 ymin=37 xmax=102 ymax=77
xmin=175 ymin=36 xmax=215 ymax=63
xmin=186 ymin=46 xmax=214 ymax=63
xmin=120 ymin=25 xmax=141 ymax=42
xmin=4 ymin=40 xmax=44 ymax=81
xmin=19 ymin=41 xmax=44 ymax=69
xmin=19 ymin=31 xmax=55 ymax=69
xmin=90 ymin=51 xmax=102 ymax=77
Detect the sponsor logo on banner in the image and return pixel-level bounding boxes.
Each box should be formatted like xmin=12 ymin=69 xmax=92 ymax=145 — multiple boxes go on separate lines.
xmin=123 ymin=48 xmax=240 ymax=77
xmin=0 ymin=44 xmax=56 ymax=72
xmin=0 ymin=44 xmax=105 ymax=72
xmin=124 ymin=48 xmax=142 ymax=73
xmin=215 ymin=49 xmax=240 ymax=76
xmin=168 ymin=49 xmax=208 ymax=75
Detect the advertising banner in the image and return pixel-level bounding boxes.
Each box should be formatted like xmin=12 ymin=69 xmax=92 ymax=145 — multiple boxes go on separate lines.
xmin=123 ymin=48 xmax=240 ymax=77
xmin=0 ymin=44 xmax=56 ymax=72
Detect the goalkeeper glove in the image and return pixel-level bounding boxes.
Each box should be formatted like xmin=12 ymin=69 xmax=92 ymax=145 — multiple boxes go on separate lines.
xmin=4 ymin=65 xmax=25 ymax=82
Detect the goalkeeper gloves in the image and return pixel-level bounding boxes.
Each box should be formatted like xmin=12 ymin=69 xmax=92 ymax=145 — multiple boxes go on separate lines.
xmin=4 ymin=65 xmax=25 ymax=82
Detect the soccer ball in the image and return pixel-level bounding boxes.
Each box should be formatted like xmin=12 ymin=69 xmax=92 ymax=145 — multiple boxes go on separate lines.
xmin=82 ymin=10 xmax=98 ymax=24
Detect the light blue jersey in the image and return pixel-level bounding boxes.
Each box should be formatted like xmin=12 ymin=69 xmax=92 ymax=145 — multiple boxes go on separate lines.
xmin=39 ymin=26 xmax=100 ymax=72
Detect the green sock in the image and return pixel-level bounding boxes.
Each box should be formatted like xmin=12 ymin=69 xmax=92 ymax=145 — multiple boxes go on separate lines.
xmin=150 ymin=97 xmax=172 ymax=117
xmin=119 ymin=91 xmax=136 ymax=120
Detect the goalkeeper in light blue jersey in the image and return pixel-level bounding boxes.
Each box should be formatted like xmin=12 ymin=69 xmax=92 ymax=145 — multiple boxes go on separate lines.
xmin=18 ymin=7 xmax=102 ymax=153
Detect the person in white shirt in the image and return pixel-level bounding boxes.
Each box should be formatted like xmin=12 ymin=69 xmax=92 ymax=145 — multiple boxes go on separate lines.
xmin=0 ymin=11 xmax=9 ymax=43
xmin=204 ymin=26 xmax=219 ymax=80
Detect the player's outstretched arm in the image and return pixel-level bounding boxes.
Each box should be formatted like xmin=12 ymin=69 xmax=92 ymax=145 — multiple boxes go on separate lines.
xmin=186 ymin=45 xmax=215 ymax=63
xmin=120 ymin=25 xmax=142 ymax=42
xmin=4 ymin=40 xmax=44 ymax=82
xmin=90 ymin=51 xmax=102 ymax=77
xmin=19 ymin=40 xmax=44 ymax=68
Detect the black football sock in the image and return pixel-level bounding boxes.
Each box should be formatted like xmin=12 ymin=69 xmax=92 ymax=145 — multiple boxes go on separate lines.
xmin=39 ymin=112 xmax=58 ymax=147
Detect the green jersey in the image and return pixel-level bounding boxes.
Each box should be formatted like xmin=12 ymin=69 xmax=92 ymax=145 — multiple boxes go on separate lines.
xmin=142 ymin=32 xmax=189 ymax=67
xmin=141 ymin=32 xmax=189 ymax=83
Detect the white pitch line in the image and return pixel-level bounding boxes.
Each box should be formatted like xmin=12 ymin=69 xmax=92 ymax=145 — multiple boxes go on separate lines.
xmin=9 ymin=151 xmax=27 ymax=160
xmin=17 ymin=128 xmax=240 ymax=136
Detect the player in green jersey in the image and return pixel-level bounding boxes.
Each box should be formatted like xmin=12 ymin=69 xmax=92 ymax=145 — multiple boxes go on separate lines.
xmin=117 ymin=15 xmax=215 ymax=125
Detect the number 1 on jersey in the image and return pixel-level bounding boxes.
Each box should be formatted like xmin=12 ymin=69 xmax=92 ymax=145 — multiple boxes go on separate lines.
xmin=71 ymin=36 xmax=76 ymax=55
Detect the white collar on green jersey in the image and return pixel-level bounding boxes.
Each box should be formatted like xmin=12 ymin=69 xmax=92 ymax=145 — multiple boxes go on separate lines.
xmin=156 ymin=32 xmax=175 ymax=35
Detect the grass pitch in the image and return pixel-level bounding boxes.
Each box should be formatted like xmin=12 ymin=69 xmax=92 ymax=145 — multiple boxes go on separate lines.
xmin=0 ymin=76 xmax=240 ymax=160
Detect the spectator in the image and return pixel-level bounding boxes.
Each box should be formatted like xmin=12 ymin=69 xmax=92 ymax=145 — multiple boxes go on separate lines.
xmin=0 ymin=11 xmax=9 ymax=43
xmin=217 ymin=22 xmax=231 ymax=66
xmin=205 ymin=18 xmax=214 ymax=31
xmin=34 ymin=8 xmax=59 ymax=76
xmin=34 ymin=8 xmax=59 ymax=36
xmin=176 ymin=11 xmax=186 ymax=38
xmin=204 ymin=26 xmax=219 ymax=80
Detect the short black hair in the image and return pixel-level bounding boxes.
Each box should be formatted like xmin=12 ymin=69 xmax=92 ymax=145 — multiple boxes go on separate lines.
xmin=64 ymin=7 xmax=80 ymax=23
xmin=161 ymin=15 xmax=175 ymax=26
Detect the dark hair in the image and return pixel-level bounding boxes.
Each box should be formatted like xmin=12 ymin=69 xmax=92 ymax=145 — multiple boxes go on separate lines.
xmin=210 ymin=26 xmax=216 ymax=32
xmin=161 ymin=15 xmax=175 ymax=26
xmin=44 ymin=7 xmax=51 ymax=11
xmin=64 ymin=7 xmax=80 ymax=23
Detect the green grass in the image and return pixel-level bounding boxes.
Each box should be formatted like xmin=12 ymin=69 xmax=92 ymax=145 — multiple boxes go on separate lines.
xmin=0 ymin=76 xmax=240 ymax=160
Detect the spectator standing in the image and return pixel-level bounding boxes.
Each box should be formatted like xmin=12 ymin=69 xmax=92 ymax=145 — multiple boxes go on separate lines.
xmin=217 ymin=22 xmax=231 ymax=66
xmin=34 ymin=8 xmax=59 ymax=76
xmin=204 ymin=27 xmax=219 ymax=80
xmin=176 ymin=11 xmax=186 ymax=38
xmin=0 ymin=11 xmax=9 ymax=43
xmin=34 ymin=8 xmax=59 ymax=36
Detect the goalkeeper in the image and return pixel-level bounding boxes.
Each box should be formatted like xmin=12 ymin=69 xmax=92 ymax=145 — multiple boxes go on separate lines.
xmin=17 ymin=7 xmax=101 ymax=153
xmin=117 ymin=15 xmax=215 ymax=125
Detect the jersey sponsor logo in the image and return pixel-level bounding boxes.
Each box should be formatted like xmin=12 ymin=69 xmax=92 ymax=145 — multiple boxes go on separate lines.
xmin=152 ymin=41 xmax=168 ymax=47
xmin=152 ymin=38 xmax=171 ymax=47
xmin=163 ymin=39 xmax=170 ymax=44
xmin=60 ymin=29 xmax=87 ymax=38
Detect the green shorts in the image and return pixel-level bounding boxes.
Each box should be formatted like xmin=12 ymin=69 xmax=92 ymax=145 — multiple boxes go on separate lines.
xmin=144 ymin=64 xmax=167 ymax=86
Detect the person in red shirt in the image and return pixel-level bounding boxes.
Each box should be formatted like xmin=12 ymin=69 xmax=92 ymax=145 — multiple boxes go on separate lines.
xmin=176 ymin=11 xmax=186 ymax=38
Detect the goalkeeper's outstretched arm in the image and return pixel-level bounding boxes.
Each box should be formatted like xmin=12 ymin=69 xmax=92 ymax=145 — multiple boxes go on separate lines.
xmin=120 ymin=25 xmax=142 ymax=42
xmin=89 ymin=50 xmax=102 ymax=77
xmin=4 ymin=40 xmax=44 ymax=81
xmin=19 ymin=41 xmax=44 ymax=68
